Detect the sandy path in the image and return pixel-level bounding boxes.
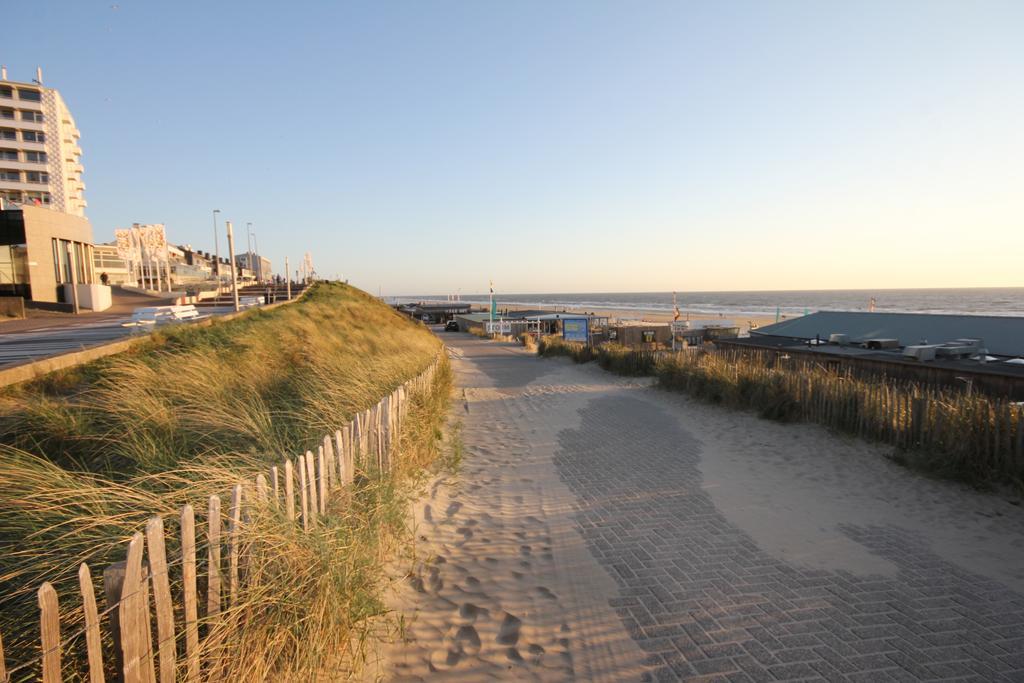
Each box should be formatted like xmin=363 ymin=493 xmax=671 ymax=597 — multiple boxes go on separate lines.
xmin=372 ymin=334 xmax=1024 ymax=681
xmin=371 ymin=338 xmax=648 ymax=681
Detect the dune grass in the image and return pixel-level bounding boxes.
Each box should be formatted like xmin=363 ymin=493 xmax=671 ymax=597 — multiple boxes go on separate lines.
xmin=0 ymin=282 xmax=452 ymax=678
xmin=536 ymin=336 xmax=1024 ymax=490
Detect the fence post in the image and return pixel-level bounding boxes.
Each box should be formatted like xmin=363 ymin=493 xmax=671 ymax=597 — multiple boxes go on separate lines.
xmin=362 ymin=409 xmax=372 ymax=462
xmin=145 ymin=517 xmax=176 ymax=683
xmin=352 ymin=418 xmax=362 ymax=472
xmin=911 ymin=398 xmax=926 ymax=449
xmin=103 ymin=562 xmax=126 ymax=677
xmin=285 ymin=459 xmax=296 ymax=521
xmin=317 ymin=446 xmax=328 ymax=514
xmin=256 ymin=473 xmax=269 ymax=504
xmin=120 ymin=532 xmax=150 ymax=683
xmin=375 ymin=402 xmax=384 ymax=471
xmin=270 ymin=465 xmax=280 ymax=508
xmin=180 ymin=505 xmax=199 ymax=683
xmin=298 ymin=454 xmax=309 ymax=532
xmin=38 ymin=582 xmax=60 ymax=683
xmin=207 ymin=496 xmax=222 ymax=618
xmin=228 ymin=484 xmax=243 ymax=607
xmin=1016 ymin=411 xmax=1023 ymax=472
xmin=304 ymin=451 xmax=318 ymax=523
xmin=77 ymin=563 xmax=105 ymax=683
xmin=323 ymin=435 xmax=335 ymax=490
xmin=140 ymin=569 xmax=156 ymax=683
xmin=334 ymin=429 xmax=345 ymax=484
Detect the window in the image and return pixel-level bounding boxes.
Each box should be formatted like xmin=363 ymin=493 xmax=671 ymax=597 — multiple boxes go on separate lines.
xmin=25 ymin=171 xmax=48 ymax=184
xmin=0 ymin=129 xmax=15 ymax=141
xmin=0 ymin=149 xmax=16 ymax=161
xmin=22 ymin=131 xmax=44 ymax=143
xmin=17 ymin=89 xmax=41 ymax=102
xmin=20 ymin=110 xmax=43 ymax=123
xmin=0 ymin=109 xmax=13 ymax=120
xmin=0 ymin=169 xmax=20 ymax=182
xmin=24 ymin=151 xmax=46 ymax=163
xmin=0 ymin=87 xmax=11 ymax=99
xmin=24 ymin=191 xmax=50 ymax=206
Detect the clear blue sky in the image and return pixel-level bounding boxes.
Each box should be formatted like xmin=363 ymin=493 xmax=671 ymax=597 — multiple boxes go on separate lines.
xmin=5 ymin=1 xmax=1023 ymax=295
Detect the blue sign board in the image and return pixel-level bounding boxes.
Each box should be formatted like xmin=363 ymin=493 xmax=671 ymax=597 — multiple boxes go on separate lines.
xmin=562 ymin=318 xmax=589 ymax=342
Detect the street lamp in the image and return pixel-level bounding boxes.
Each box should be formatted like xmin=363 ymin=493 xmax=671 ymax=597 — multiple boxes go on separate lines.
xmin=251 ymin=227 xmax=261 ymax=285
xmin=212 ymin=209 xmax=221 ymax=283
xmin=246 ymin=222 xmax=254 ymax=285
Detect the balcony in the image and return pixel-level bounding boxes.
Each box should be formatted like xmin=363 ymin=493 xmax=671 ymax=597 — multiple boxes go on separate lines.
xmin=0 ymin=178 xmax=53 ymax=192
xmin=13 ymin=97 xmax=42 ymax=112
xmin=1 ymin=159 xmax=48 ymax=171
xmin=11 ymin=119 xmax=45 ymax=133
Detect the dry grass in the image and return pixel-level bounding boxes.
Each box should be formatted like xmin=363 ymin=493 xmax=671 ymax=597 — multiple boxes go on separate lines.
xmin=536 ymin=336 xmax=1024 ymax=490
xmin=0 ymin=282 xmax=453 ymax=679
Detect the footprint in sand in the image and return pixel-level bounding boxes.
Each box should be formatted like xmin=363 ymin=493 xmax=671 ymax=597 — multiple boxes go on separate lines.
xmin=520 ymin=545 xmax=532 ymax=556
xmin=446 ymin=502 xmax=463 ymax=517
xmin=535 ymin=586 xmax=558 ymax=601
xmin=426 ymin=567 xmax=444 ymax=593
xmin=511 ymin=571 xmax=524 ymax=580
xmin=513 ymin=495 xmax=524 ymax=504
xmin=423 ymin=504 xmax=433 ymax=522
xmin=497 ymin=612 xmax=522 ymax=645
xmin=429 ymin=625 xmax=481 ymax=672
xmin=454 ymin=625 xmax=481 ymax=655
xmin=457 ymin=602 xmax=487 ymax=624
xmin=514 ymin=531 xmax=527 ymax=539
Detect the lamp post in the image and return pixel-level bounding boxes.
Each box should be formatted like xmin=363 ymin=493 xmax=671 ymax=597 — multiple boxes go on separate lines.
xmin=226 ymin=221 xmax=240 ymax=312
xmin=246 ymin=222 xmax=254 ymax=285
xmin=212 ymin=209 xmax=221 ymax=285
xmin=285 ymin=256 xmax=291 ymax=300
xmin=252 ymin=229 xmax=261 ymax=284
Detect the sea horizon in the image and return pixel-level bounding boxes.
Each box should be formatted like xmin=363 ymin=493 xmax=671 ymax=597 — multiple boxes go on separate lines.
xmin=395 ymin=286 xmax=1024 ymax=319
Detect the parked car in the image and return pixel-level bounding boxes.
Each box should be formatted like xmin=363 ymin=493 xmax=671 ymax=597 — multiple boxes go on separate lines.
xmin=444 ymin=320 xmax=459 ymax=332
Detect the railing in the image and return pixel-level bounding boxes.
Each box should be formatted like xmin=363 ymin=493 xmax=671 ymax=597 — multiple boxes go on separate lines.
xmin=0 ymin=355 xmax=443 ymax=682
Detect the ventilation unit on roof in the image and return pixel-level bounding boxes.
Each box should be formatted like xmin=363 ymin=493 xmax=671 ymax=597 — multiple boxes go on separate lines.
xmin=866 ymin=338 xmax=900 ymax=350
xmin=902 ymin=345 xmax=942 ymax=362
xmin=828 ymin=333 xmax=849 ymax=345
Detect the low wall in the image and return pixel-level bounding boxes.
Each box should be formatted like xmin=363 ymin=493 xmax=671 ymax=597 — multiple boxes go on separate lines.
xmin=0 ymin=296 xmax=25 ymax=319
xmin=0 ymin=288 xmax=309 ymax=388
xmin=67 ymin=283 xmax=112 ymax=311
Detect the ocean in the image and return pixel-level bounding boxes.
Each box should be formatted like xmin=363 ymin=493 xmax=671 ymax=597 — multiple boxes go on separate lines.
xmin=397 ymin=288 xmax=1024 ymax=319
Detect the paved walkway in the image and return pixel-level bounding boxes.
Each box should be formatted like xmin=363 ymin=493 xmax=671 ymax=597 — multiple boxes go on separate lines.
xmin=380 ymin=334 xmax=1024 ymax=681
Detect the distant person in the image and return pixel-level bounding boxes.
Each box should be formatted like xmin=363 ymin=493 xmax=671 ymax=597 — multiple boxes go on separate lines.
xmin=100 ymin=272 xmax=109 ymax=286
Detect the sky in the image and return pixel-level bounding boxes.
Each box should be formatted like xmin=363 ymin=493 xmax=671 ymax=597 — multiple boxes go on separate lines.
xmin=4 ymin=1 xmax=1023 ymax=295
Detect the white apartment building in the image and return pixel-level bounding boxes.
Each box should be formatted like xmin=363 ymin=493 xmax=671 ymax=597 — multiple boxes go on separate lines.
xmin=0 ymin=67 xmax=86 ymax=216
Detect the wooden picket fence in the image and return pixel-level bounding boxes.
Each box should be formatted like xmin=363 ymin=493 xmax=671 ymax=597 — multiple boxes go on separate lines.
xmin=0 ymin=356 xmax=442 ymax=683
xmin=539 ymin=337 xmax=1024 ymax=484
xmin=661 ymin=347 xmax=1024 ymax=482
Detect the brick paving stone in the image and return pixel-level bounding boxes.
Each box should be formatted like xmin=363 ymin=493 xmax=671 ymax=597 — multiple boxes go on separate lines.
xmin=553 ymin=394 xmax=1024 ymax=682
